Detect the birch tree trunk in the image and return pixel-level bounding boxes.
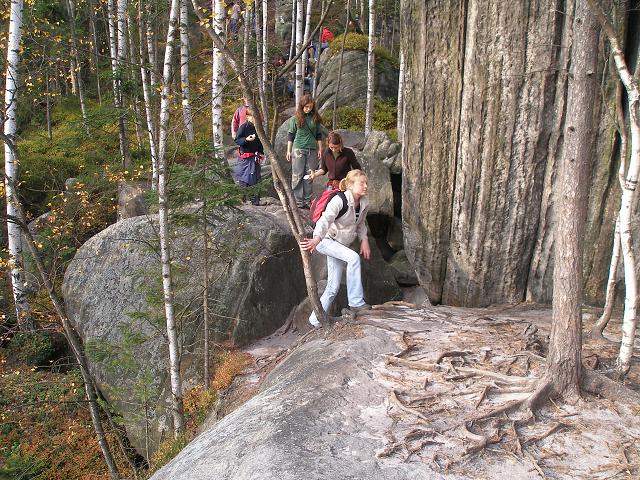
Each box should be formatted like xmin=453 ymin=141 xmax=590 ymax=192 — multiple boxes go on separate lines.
xmin=107 ymin=0 xmax=131 ymax=167
xmin=243 ymin=2 xmax=251 ymax=73
xmin=192 ymin=0 xmax=329 ymax=323
xmin=211 ymin=0 xmax=225 ymax=150
xmin=261 ymin=0 xmax=269 ymax=125
xmin=139 ymin=0 xmax=158 ymax=190
xmin=146 ymin=2 xmax=160 ymax=90
xmin=332 ymin=0 xmax=350 ymax=130
xmin=289 ymin=0 xmax=296 ymax=61
xmin=585 ymin=0 xmax=640 ymax=377
xmin=294 ymin=0 xmax=304 ymax=105
xmin=180 ymin=0 xmax=194 ymax=142
xmin=301 ymin=0 xmax=313 ymax=87
xmin=65 ymin=0 xmax=88 ymax=127
xmin=3 ymin=0 xmax=33 ymax=332
xmin=157 ymin=0 xmax=186 ymax=436
xmin=255 ymin=1 xmax=268 ymax=129
xmin=127 ymin=12 xmax=145 ymax=151
xmin=364 ymin=0 xmax=375 ymax=135
xmin=87 ymin=0 xmax=102 ymax=104
xmin=528 ymin=0 xmax=598 ymax=409
xmin=396 ymin=48 xmax=404 ymax=136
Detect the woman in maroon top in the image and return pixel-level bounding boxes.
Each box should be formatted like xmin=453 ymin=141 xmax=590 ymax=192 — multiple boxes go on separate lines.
xmin=308 ymin=131 xmax=362 ymax=190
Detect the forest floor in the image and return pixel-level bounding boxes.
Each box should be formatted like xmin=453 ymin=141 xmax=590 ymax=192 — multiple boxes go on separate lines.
xmin=218 ymin=302 xmax=640 ymax=479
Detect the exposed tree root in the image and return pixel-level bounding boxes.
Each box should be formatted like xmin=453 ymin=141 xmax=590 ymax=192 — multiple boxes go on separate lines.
xmin=389 ymin=389 xmax=430 ymax=424
xmin=435 ymin=350 xmax=473 ymax=364
xmin=581 ymin=369 xmax=640 ymax=406
xmin=523 ymin=422 xmax=568 ymax=446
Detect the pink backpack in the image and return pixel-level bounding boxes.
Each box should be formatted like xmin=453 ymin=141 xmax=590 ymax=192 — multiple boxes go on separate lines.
xmin=309 ymin=189 xmax=348 ymax=225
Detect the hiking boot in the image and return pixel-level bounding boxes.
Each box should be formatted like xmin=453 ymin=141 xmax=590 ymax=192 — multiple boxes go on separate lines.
xmin=350 ymin=303 xmax=371 ymax=313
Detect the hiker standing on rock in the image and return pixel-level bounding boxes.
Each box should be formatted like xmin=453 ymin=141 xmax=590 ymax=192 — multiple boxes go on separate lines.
xmin=286 ymin=94 xmax=324 ymax=209
xmin=308 ymin=131 xmax=362 ymax=190
xmin=234 ymin=111 xmax=265 ymax=205
xmin=300 ymin=169 xmax=371 ymax=328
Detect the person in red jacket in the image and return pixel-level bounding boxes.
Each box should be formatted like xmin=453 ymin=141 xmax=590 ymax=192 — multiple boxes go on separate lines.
xmin=320 ymin=27 xmax=334 ymax=54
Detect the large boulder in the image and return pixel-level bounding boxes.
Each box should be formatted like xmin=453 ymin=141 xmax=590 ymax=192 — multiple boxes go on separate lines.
xmin=314 ymin=48 xmax=399 ymax=113
xmin=62 ymin=205 xmax=307 ymax=456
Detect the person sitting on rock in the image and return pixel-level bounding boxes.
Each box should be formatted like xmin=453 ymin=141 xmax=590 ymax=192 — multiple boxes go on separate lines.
xmin=300 ymin=169 xmax=371 ymax=328
xmin=308 ymin=131 xmax=362 ymax=190
xmin=320 ymin=26 xmax=334 ymax=54
xmin=234 ymin=111 xmax=265 ymax=206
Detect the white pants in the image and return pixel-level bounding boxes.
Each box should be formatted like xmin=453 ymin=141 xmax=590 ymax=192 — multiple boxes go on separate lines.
xmin=309 ymin=238 xmax=366 ymax=323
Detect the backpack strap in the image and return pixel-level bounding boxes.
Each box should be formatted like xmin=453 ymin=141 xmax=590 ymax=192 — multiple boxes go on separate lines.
xmin=335 ymin=191 xmax=348 ymax=220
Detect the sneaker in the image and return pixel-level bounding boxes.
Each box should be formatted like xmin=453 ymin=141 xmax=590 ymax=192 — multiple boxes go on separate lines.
xmin=350 ymin=303 xmax=371 ymax=313
xmin=308 ymin=317 xmax=321 ymax=328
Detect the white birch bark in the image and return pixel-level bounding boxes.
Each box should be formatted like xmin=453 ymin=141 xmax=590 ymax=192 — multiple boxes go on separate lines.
xmin=107 ymin=0 xmax=131 ymax=167
xmin=157 ymin=0 xmax=185 ymax=436
xmin=364 ymin=0 xmax=375 ymax=135
xmin=146 ymin=2 xmax=160 ymax=90
xmin=586 ymin=0 xmax=640 ymax=376
xmin=301 ymin=0 xmax=313 ymax=87
xmin=288 ymin=0 xmax=296 ymax=63
xmin=180 ymin=0 xmax=194 ymax=142
xmin=261 ymin=0 xmax=269 ymax=124
xmin=66 ymin=0 xmax=88 ymax=127
xmin=139 ymin=0 xmax=158 ymax=190
xmin=396 ymin=48 xmax=405 ymax=136
xmin=87 ymin=0 xmax=102 ymax=104
xmin=211 ymin=0 xmax=225 ymax=150
xmin=243 ymin=2 xmax=251 ymax=73
xmin=3 ymin=0 xmax=33 ymax=331
xmin=294 ymin=0 xmax=304 ymax=105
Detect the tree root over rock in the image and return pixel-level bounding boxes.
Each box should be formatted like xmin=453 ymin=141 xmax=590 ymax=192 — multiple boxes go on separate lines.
xmin=383 ymin=348 xmax=640 ymax=475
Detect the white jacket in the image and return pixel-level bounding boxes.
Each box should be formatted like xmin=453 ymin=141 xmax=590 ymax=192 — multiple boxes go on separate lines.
xmin=313 ymin=189 xmax=369 ymax=246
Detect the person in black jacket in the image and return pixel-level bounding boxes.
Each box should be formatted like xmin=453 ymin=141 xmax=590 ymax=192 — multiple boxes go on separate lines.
xmin=308 ymin=131 xmax=362 ymax=190
xmin=233 ymin=112 xmax=265 ymax=205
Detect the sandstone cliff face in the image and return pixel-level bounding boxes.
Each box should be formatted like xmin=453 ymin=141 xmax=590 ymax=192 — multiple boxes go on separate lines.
xmin=401 ymin=0 xmax=633 ymax=306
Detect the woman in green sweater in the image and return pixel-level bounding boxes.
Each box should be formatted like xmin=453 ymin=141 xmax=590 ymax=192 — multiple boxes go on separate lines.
xmin=286 ymin=94 xmax=324 ymax=209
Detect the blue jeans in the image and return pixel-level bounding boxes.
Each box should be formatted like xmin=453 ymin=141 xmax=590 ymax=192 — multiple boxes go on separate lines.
xmin=291 ymin=148 xmax=318 ymax=207
xmin=309 ymin=238 xmax=366 ymax=323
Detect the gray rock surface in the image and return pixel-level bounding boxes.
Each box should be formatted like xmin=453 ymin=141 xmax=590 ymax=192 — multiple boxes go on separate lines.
xmin=63 ymin=205 xmax=307 ymax=456
xmin=117 ymin=181 xmax=148 ymax=220
xmin=388 ymin=250 xmax=419 ymax=286
xmin=314 ymin=49 xmax=399 ymax=113
xmin=151 ymin=323 xmax=434 ymax=480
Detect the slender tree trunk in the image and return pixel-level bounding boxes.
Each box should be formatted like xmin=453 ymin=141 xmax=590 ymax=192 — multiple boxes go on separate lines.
xmin=3 ymin=0 xmax=33 ymax=332
xmin=192 ymin=0 xmax=333 ymax=324
xmin=301 ymin=0 xmax=313 ymax=86
xmin=261 ymin=0 xmax=269 ymax=125
xmin=396 ymin=48 xmax=404 ymax=136
xmin=586 ymin=0 xmax=640 ymax=377
xmin=88 ymin=0 xmax=102 ymax=104
xmin=139 ymin=0 xmax=159 ymax=190
xmin=289 ymin=0 xmax=296 ymax=61
xmin=146 ymin=2 xmax=160 ymax=90
xmin=360 ymin=0 xmax=366 ymax=32
xmin=107 ymin=0 xmax=131 ymax=167
xmin=294 ymin=0 xmax=304 ymax=104
xmin=529 ymin=0 xmax=598 ymax=408
xmin=180 ymin=0 xmax=194 ymax=142
xmin=243 ymin=2 xmax=251 ymax=73
xmin=364 ymin=0 xmax=375 ymax=135
xmin=211 ymin=0 xmax=225 ymax=150
xmin=66 ymin=0 xmax=88 ymax=128
xmin=1 ymin=148 xmax=119 ymax=478
xmin=157 ymin=0 xmax=186 ymax=437
xmin=255 ymin=0 xmax=268 ymax=129
xmin=127 ymin=11 xmax=145 ymax=152
xmin=592 ymin=84 xmax=628 ymax=338
xmin=44 ymin=48 xmax=52 ymax=139
xmin=332 ymin=0 xmax=350 ymax=130
xmin=202 ymin=159 xmax=210 ymax=389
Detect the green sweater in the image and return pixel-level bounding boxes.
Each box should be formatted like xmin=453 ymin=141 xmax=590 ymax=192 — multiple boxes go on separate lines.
xmin=288 ymin=115 xmax=322 ymax=149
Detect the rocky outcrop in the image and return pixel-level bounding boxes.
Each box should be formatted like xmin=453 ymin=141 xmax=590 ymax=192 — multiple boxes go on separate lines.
xmin=314 ymin=48 xmax=399 ymax=113
xmin=400 ymin=0 xmax=632 ymax=306
xmin=63 ymin=205 xmax=307 ymax=456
